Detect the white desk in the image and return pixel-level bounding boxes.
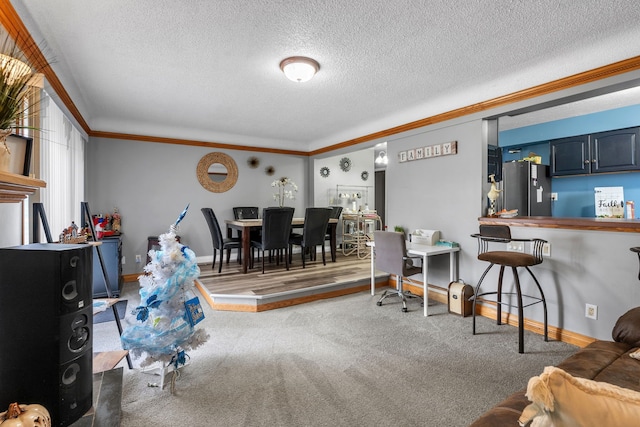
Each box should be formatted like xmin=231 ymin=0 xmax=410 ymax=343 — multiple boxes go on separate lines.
xmin=368 ymin=241 xmax=460 ymax=316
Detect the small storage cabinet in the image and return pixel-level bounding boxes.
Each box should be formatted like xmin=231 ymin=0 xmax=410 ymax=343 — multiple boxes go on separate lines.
xmin=551 ymin=127 xmax=640 ymax=176
xmin=92 ymin=235 xmax=122 ymax=298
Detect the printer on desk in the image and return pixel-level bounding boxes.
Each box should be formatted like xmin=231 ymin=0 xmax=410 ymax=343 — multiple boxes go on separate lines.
xmin=410 ymin=229 xmax=440 ymax=246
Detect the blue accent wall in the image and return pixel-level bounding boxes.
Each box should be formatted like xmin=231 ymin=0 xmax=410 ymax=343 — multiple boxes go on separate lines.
xmin=498 ymin=104 xmax=640 ymax=218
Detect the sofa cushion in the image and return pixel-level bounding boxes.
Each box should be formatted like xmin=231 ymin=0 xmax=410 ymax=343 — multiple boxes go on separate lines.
xmin=556 ymin=340 xmax=631 ymax=379
xmin=519 ymin=366 xmax=640 ymax=427
xmin=612 ymin=307 xmax=640 ymax=347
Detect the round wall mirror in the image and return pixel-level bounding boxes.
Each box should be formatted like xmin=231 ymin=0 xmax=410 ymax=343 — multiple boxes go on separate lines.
xmin=196 ymin=152 xmax=238 ymax=193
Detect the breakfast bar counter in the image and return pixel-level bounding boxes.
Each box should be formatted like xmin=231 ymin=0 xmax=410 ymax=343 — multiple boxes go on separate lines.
xmin=478 ymin=216 xmax=640 ymax=233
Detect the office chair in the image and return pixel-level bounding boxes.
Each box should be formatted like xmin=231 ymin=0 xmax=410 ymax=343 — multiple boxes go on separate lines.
xmin=373 ymin=230 xmax=423 ymax=312
xmin=201 ymin=208 xmax=241 ymax=273
xmin=471 ymin=224 xmax=548 ymax=353
xmin=289 ymin=207 xmax=332 ymax=267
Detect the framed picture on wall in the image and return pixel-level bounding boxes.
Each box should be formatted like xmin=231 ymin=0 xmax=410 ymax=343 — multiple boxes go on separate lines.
xmin=5 ymin=134 xmax=33 ymax=176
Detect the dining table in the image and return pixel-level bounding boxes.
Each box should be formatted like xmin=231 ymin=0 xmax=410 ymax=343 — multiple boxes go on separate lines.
xmin=225 ymin=218 xmax=339 ymax=273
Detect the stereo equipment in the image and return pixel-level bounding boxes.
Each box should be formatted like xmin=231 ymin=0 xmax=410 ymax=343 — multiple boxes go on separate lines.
xmin=0 ymin=244 xmax=93 ymax=427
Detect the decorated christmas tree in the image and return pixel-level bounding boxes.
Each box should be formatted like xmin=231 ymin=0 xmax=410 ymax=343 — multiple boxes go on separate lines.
xmin=121 ymin=205 xmax=209 ymax=382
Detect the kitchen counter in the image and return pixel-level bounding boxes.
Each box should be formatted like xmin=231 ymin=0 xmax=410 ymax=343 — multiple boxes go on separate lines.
xmin=478 ymin=216 xmax=640 ymax=233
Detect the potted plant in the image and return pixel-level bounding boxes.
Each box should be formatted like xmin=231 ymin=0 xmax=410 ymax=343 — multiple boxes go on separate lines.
xmin=0 ymin=36 xmax=41 ymax=173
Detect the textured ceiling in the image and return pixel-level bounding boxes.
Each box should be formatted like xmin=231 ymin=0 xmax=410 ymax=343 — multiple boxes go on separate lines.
xmin=10 ymin=0 xmax=640 ymax=152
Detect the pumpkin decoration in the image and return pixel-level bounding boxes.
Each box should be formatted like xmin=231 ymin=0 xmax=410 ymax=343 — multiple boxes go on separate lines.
xmin=0 ymin=402 xmax=51 ymax=427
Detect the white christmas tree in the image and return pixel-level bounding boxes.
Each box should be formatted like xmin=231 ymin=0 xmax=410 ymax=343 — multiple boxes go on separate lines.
xmin=121 ymin=205 xmax=209 ymax=378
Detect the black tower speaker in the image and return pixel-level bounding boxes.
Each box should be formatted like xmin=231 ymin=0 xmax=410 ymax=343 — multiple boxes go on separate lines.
xmin=0 ymin=243 xmax=93 ymax=427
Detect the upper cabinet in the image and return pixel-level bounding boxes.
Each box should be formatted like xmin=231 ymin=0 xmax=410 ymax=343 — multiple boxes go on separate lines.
xmin=551 ymin=127 xmax=640 ymax=176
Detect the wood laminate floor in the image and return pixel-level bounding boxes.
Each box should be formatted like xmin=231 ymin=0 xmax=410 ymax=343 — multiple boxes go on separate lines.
xmin=195 ymin=252 xmax=387 ymax=311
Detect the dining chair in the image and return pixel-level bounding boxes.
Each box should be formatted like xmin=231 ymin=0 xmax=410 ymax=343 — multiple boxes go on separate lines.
xmin=470 ymin=224 xmax=548 ymax=353
xmin=201 ymin=207 xmax=241 ymax=273
xmin=324 ymin=205 xmax=343 ymax=241
xmin=289 ymin=207 xmax=332 ymax=268
xmin=373 ymin=230 xmax=424 ymax=312
xmin=232 ymin=206 xmax=260 ymax=240
xmin=250 ymin=207 xmax=295 ymax=273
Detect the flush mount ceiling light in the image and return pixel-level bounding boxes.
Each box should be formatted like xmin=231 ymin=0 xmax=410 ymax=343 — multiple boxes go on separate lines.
xmin=279 ymin=56 xmax=320 ymax=83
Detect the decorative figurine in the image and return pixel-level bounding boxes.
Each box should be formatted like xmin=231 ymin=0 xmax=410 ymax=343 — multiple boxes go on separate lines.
xmin=487 ymin=174 xmax=502 ymax=216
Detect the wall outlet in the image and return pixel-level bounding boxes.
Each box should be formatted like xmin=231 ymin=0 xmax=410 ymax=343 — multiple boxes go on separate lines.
xmin=507 ymin=241 xmax=524 ymax=252
xmin=121 ymin=255 xmax=125 ymax=265
xmin=585 ymin=303 xmax=598 ymax=320
xmin=551 ymin=192 xmax=558 ymax=201
xmin=135 ymin=254 xmax=142 ymax=263
xmin=542 ymin=242 xmax=551 ymax=257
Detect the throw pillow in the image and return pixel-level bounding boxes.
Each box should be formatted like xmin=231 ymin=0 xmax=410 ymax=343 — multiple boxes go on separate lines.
xmin=612 ymin=307 xmax=640 ymax=347
xmin=519 ymin=366 xmax=640 ymax=427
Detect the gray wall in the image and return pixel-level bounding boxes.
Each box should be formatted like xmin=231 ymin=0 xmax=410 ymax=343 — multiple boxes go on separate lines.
xmin=85 ymin=137 xmax=307 ymax=275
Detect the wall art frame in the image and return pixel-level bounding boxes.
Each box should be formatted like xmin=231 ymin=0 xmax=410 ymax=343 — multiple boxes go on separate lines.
xmin=5 ymin=134 xmax=33 ymax=176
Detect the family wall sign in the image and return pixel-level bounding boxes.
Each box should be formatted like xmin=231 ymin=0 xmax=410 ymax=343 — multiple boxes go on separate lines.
xmin=398 ymin=140 xmax=458 ymax=163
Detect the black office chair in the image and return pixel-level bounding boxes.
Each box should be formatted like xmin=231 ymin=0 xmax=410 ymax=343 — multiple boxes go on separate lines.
xmin=471 ymin=224 xmax=548 ymax=353
xmin=289 ymin=207 xmax=332 ymax=267
xmin=250 ymin=207 xmax=295 ymax=273
xmin=373 ymin=230 xmax=424 ymax=312
xmin=201 ymin=207 xmax=241 ymax=273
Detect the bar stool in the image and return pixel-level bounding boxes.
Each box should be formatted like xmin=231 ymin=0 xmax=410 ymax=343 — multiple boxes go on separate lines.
xmin=471 ymin=225 xmax=548 ymax=353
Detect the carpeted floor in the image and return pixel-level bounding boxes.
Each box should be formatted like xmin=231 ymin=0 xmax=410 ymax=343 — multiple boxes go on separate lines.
xmin=94 ymin=282 xmax=578 ymax=427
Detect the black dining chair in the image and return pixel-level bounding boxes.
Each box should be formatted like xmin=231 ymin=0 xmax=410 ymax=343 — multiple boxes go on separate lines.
xmin=201 ymin=207 xmax=241 ymax=273
xmin=232 ymin=206 xmax=260 ymax=240
xmin=289 ymin=207 xmax=332 ymax=268
xmin=324 ymin=205 xmax=343 ymax=244
xmin=250 ymin=207 xmax=295 ymax=273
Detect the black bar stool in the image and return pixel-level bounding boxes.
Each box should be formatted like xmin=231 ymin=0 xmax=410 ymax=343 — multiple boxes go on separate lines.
xmin=471 ymin=225 xmax=548 ymax=353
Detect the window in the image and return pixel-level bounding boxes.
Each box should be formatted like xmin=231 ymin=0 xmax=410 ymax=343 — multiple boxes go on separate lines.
xmin=37 ymin=91 xmax=86 ymax=241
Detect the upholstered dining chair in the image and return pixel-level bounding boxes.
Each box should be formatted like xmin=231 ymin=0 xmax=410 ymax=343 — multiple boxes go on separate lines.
xmin=373 ymin=230 xmax=424 ymax=312
xmin=470 ymin=224 xmax=548 ymax=353
xmin=250 ymin=207 xmax=295 ymax=273
xmin=289 ymin=207 xmax=332 ymax=268
xmin=201 ymin=207 xmax=241 ymax=273
xmin=232 ymin=206 xmax=260 ymax=241
xmin=324 ymin=205 xmax=343 ymax=240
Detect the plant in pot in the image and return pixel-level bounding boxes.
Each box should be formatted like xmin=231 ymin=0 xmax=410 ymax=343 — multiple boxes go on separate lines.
xmin=0 ymin=36 xmax=42 ymax=174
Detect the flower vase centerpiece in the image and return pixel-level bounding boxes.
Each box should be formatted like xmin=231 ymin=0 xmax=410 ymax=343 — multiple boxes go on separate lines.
xmin=0 ymin=37 xmax=43 ymax=173
xmin=271 ymin=177 xmax=297 ymax=207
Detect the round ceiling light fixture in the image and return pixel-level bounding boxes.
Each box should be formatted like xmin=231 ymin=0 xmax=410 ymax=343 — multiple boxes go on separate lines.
xmin=279 ymin=56 xmax=320 ymax=83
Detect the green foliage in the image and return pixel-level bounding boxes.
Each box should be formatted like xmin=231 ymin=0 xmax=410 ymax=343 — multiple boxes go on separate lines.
xmin=0 ymin=36 xmax=38 ymax=131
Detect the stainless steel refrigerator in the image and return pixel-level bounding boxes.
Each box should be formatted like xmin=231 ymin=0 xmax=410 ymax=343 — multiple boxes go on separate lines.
xmin=502 ymin=161 xmax=552 ymax=216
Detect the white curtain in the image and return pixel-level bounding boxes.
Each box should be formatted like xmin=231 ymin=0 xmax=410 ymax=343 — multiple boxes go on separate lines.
xmin=38 ymin=91 xmax=85 ymax=241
